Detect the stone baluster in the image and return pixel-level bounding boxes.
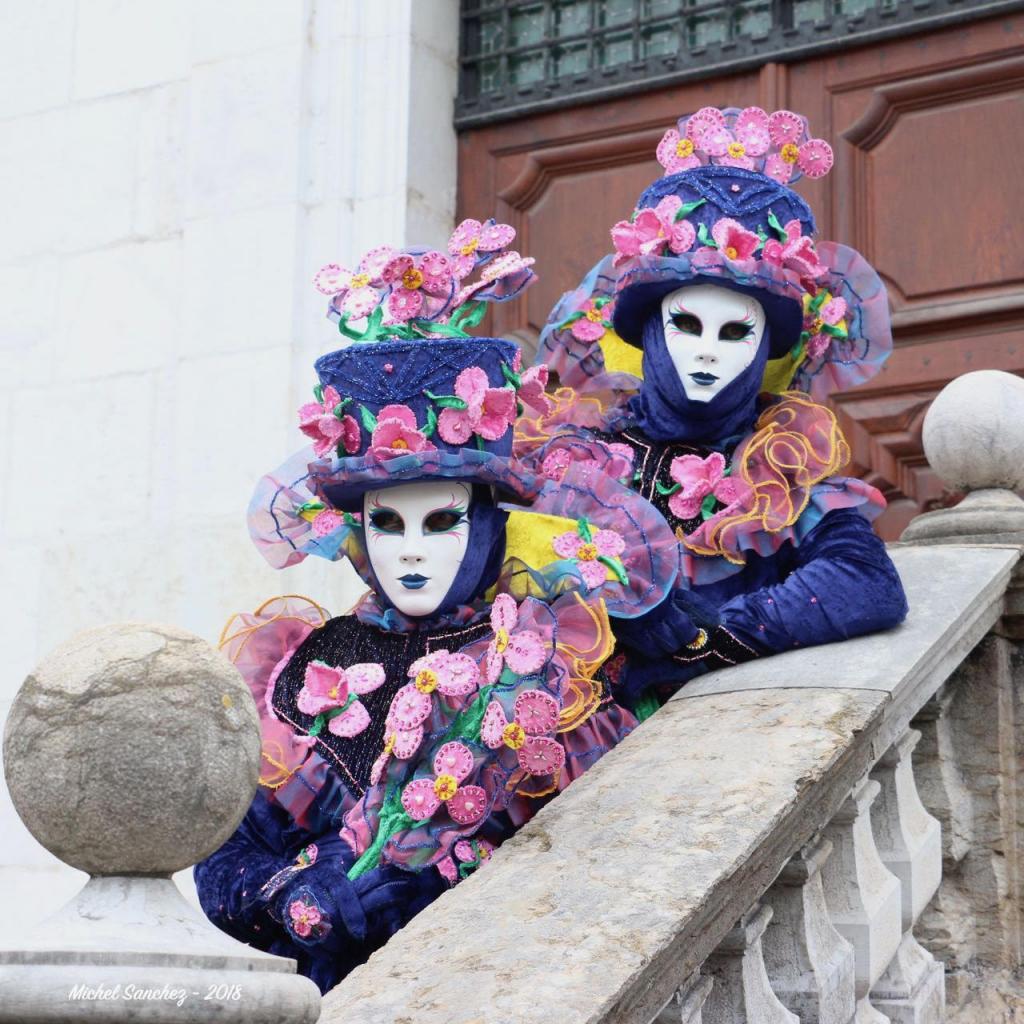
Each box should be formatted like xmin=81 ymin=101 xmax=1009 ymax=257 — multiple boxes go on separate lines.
xmin=820 ymin=778 xmax=903 ymax=1023
xmin=900 ymin=368 xmax=1024 ymax=1004
xmin=868 ymin=731 xmax=944 ymax=1023
xmin=653 ymin=971 xmax=714 ymax=1024
xmin=700 ymin=904 xmax=798 ymax=1024
xmin=0 ymin=623 xmax=321 ymax=1023
xmin=761 ymin=837 xmax=856 ymax=1023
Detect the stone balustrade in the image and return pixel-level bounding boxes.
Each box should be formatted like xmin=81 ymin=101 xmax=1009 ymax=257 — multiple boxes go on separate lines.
xmin=318 ymin=369 xmax=1024 ymax=1023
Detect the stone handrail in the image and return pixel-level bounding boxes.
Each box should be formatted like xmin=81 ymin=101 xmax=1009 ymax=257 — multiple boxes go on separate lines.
xmin=322 ymin=369 xmax=1024 ymax=1022
xmin=321 ymin=545 xmax=1017 ymax=1024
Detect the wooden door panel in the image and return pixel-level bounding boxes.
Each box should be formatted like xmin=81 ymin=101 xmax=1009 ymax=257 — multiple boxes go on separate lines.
xmin=457 ymin=13 xmax=1024 ymax=537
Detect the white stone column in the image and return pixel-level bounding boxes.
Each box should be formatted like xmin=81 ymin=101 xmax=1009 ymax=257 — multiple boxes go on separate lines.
xmin=700 ymin=904 xmax=798 ymax=1024
xmin=868 ymin=732 xmax=945 ymax=1023
xmin=653 ymin=970 xmax=714 ymax=1024
xmin=761 ymin=837 xmax=856 ymax=1023
xmin=821 ymin=778 xmax=903 ymax=1023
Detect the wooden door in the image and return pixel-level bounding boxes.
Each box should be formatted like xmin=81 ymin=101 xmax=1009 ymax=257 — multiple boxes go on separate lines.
xmin=457 ymin=12 xmax=1024 ymax=538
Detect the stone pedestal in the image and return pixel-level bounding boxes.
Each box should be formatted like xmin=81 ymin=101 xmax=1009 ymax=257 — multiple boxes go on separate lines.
xmin=701 ymin=904 xmax=797 ymax=1024
xmin=0 ymin=623 xmax=321 ymax=1023
xmin=762 ymin=838 xmax=856 ymax=1024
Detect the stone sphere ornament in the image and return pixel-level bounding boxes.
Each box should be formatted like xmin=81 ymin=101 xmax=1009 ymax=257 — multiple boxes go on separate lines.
xmin=3 ymin=622 xmax=261 ymax=875
xmin=922 ymin=369 xmax=1024 ymax=493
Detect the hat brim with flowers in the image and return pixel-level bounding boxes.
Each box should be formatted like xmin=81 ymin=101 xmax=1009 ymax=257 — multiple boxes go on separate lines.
xmin=542 ymin=106 xmax=892 ymax=400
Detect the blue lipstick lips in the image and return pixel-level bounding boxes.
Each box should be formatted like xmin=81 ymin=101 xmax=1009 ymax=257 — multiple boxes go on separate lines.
xmin=399 ymin=573 xmax=429 ymax=590
xmin=689 ymin=371 xmax=719 ymax=386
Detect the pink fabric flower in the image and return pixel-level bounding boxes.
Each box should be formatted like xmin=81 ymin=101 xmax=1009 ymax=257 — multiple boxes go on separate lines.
xmin=540 ymin=443 xmax=634 ymax=486
xmin=611 ymin=196 xmax=697 ymax=267
xmin=368 ymin=405 xmax=437 ymax=459
xmin=691 ymin=106 xmax=771 ymax=169
xmin=512 ymin=351 xmax=551 ymax=414
xmin=761 ymin=219 xmax=828 ymax=281
xmin=436 ymin=367 xmax=517 ymax=445
xmin=370 ymin=650 xmax=481 ymax=782
xmin=763 ymin=131 xmax=834 ymax=184
xmin=382 ymin=251 xmax=455 ymax=322
xmin=437 ymin=838 xmax=495 ymax=884
xmin=481 ymin=688 xmax=565 ymax=776
xmin=298 ymin=386 xmax=361 ymax=459
xmin=311 ymin=509 xmax=346 ymax=537
xmin=485 ymin=594 xmax=547 ymax=683
xmin=571 ymin=298 xmax=614 ymax=342
xmin=400 ymin=742 xmax=487 ymax=825
xmin=288 ymin=898 xmax=323 ymax=938
xmin=297 ymin=660 xmax=386 ymax=738
xmin=455 ymin=250 xmax=537 ymax=306
xmin=803 ymin=292 xmax=848 ymax=359
xmin=711 ymin=218 xmax=760 ymax=263
xmin=552 ymin=525 xmax=626 ymax=589
xmin=656 ymin=127 xmax=703 ymax=175
xmin=312 ymin=246 xmax=395 ymax=319
xmin=447 ymin=219 xmax=516 ymax=278
xmin=667 ymin=452 xmax=749 ymax=520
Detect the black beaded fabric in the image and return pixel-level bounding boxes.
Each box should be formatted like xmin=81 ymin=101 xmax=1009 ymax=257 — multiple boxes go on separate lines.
xmin=671 ymin=625 xmax=758 ymax=672
xmin=272 ymin=616 xmax=492 ymax=799
xmin=595 ymin=426 xmax=738 ymax=541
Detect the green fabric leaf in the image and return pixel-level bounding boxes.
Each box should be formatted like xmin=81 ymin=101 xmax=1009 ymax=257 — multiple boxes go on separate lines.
xmin=655 ymin=480 xmax=681 ymax=496
xmin=313 ymin=384 xmax=324 ymax=403
xmin=332 ymin=397 xmax=352 ymax=418
xmin=598 ymin=554 xmax=629 ymax=585
xmin=675 ymin=197 xmax=706 ymax=220
xmin=347 ymin=786 xmax=415 ymax=880
xmin=555 ymin=311 xmax=586 ymax=330
xmin=633 ymin=692 xmax=660 ymax=723
xmin=359 ymin=404 xmax=378 ymax=433
xmin=424 ymin=390 xmax=468 ymax=410
xmin=501 ymin=362 xmax=523 ymax=388
xmin=423 ymin=405 xmax=438 ymax=439
xmin=697 ymin=222 xmax=716 ymax=248
xmin=576 ymin=516 xmax=593 ymax=543
xmin=701 ymin=493 xmax=718 ymax=520
xmin=767 ymin=209 xmax=788 ymax=240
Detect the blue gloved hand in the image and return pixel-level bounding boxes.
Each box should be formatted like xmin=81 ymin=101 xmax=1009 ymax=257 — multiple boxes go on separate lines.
xmin=611 ymin=588 xmax=719 ymax=656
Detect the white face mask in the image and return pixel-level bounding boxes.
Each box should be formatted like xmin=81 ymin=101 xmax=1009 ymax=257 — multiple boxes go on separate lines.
xmin=363 ymin=481 xmax=472 ymax=618
xmin=660 ymin=284 xmax=766 ymax=403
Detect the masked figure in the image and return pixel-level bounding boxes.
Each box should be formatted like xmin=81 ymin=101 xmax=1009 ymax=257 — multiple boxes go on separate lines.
xmin=194 ymin=226 xmax=678 ymax=993
xmin=521 ymin=106 xmax=908 ymax=713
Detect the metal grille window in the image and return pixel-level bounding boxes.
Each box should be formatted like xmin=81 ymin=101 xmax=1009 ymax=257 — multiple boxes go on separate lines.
xmin=456 ymin=0 xmax=1022 ymax=127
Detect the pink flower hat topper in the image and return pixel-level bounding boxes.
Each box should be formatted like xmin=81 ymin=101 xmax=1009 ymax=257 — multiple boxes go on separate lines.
xmin=801 ymin=289 xmax=848 ymax=360
xmin=659 ymin=452 xmax=751 ymax=523
xmin=552 ymin=517 xmax=629 ymax=590
xmin=481 ymin=688 xmax=565 ymax=777
xmin=370 ymin=650 xmax=481 ymax=784
xmin=656 ymin=106 xmax=834 ymax=185
xmin=437 ymin=837 xmax=495 ymax=884
xmin=485 ymin=594 xmax=549 ymax=684
xmin=400 ymin=741 xmax=488 ymax=826
xmin=311 ymin=217 xmax=536 ymax=344
xmin=556 ymin=295 xmax=615 ymax=344
xmin=297 ymin=660 xmax=386 ymax=740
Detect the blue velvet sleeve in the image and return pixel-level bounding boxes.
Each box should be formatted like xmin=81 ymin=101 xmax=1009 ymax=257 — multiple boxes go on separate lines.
xmin=718 ymin=507 xmax=908 ymax=654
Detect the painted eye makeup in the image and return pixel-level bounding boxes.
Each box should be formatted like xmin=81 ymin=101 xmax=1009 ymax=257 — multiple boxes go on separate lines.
xmin=368 ymin=508 xmax=404 ymax=534
xmin=669 ymin=311 xmax=702 ymax=334
xmin=719 ymin=318 xmax=755 ymax=342
xmin=423 ymin=507 xmax=467 ymax=534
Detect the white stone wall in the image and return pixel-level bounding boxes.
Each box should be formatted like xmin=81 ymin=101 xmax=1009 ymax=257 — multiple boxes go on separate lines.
xmin=0 ymin=0 xmax=459 ymax=944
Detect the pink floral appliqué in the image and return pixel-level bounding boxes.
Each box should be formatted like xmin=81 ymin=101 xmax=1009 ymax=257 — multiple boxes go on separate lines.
xmin=313 ymin=246 xmax=395 ymax=319
xmin=709 ymin=218 xmax=760 ymax=264
xmin=298 ymin=386 xmax=361 ymax=459
xmin=297 ymin=660 xmax=386 ymax=738
xmin=552 ymin=522 xmax=627 ymax=589
xmin=485 ymin=594 xmax=548 ymax=683
xmin=540 ymin=442 xmax=634 ymax=487
xmin=368 ymin=405 xmax=437 ymax=459
xmin=400 ymin=741 xmax=487 ymax=825
xmin=288 ymin=896 xmax=324 ymax=939
xmin=447 ymin=219 xmax=517 ymax=278
xmin=611 ymin=196 xmax=697 ymax=267
xmin=761 ymin=219 xmax=828 ymax=281
xmin=436 ymin=366 xmax=517 ymax=445
xmin=381 ymin=251 xmax=455 ymax=322
xmin=481 ymin=688 xmax=565 ymax=777
xmin=667 ymin=452 xmax=749 ymax=520
xmin=370 ymin=650 xmax=481 ymax=783
xmin=802 ymin=291 xmax=849 ymax=360
xmin=512 ymin=350 xmax=551 ymax=414
xmin=437 ymin=838 xmax=495 ymax=884
xmin=655 ymin=126 xmax=704 ymax=175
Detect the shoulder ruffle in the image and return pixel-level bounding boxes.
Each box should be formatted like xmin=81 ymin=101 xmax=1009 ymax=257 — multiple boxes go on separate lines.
xmin=220 ymin=595 xmax=332 ymax=817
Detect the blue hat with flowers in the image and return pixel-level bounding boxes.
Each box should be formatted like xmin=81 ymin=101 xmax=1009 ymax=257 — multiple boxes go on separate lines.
xmin=540 ymin=106 xmax=892 ymax=400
